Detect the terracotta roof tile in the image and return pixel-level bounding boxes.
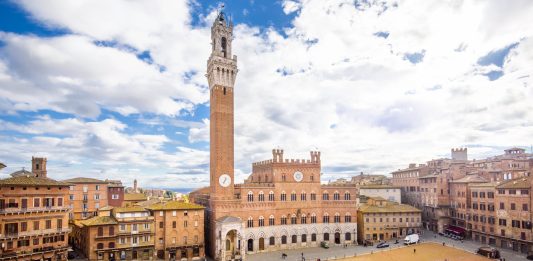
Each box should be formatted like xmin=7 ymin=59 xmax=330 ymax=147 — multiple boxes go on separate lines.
xmin=0 ymin=176 xmax=70 ymax=187
xmin=147 ymin=201 xmax=204 ymax=210
xmin=63 ymin=177 xmax=107 ymax=184
xmin=80 ymin=216 xmax=117 ymax=226
xmin=112 ymin=206 xmax=148 ymax=213
xmin=497 ymin=177 xmax=531 ymax=189
xmin=359 ymin=202 xmax=421 ymax=213
xmin=124 ymin=193 xmax=147 ymax=201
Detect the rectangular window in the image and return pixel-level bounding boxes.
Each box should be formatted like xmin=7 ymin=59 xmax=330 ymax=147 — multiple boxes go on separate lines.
xmin=21 ymin=222 xmax=27 ymax=232
xmin=172 ymin=221 xmax=176 ymax=228
xmin=521 ymin=189 xmax=529 ymax=195
xmin=509 ymin=189 xmax=516 ymax=195
xmin=34 ymin=198 xmax=40 ymax=207
xmin=499 ymin=203 xmax=505 ymax=210
xmin=33 ymin=221 xmax=39 ymax=230
xmin=159 ymin=222 xmax=163 ymax=228
xmin=511 ymin=203 xmax=516 ymax=210
xmin=523 ymin=204 xmax=529 ymax=211
xmin=45 ymin=220 xmax=52 ymax=229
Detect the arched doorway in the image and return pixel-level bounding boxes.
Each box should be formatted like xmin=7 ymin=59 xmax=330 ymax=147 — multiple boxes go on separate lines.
xmin=247 ymin=239 xmax=254 ymax=252
xmin=225 ymin=230 xmax=239 ymax=257
xmin=259 ymin=238 xmax=265 ymax=251
xmin=335 ymin=232 xmax=341 ymax=244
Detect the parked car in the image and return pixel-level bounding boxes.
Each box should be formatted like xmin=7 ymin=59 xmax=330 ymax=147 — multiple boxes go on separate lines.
xmin=476 ymin=247 xmax=500 ymax=259
xmin=376 ymin=242 xmax=390 ymax=248
xmin=320 ymin=241 xmax=330 ymax=249
xmin=363 ymin=239 xmax=374 ymax=246
xmin=403 ymin=234 xmax=420 ymax=245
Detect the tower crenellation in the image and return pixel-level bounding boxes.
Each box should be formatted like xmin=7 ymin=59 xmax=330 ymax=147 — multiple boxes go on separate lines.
xmin=253 ymin=149 xmax=321 ymax=167
xmin=451 ymin=147 xmax=468 ymax=161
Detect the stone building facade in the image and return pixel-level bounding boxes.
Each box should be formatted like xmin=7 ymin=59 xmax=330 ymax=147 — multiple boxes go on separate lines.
xmin=106 ymin=180 xmax=125 ymax=207
xmin=64 ymin=177 xmax=109 ymax=220
xmin=357 ymin=197 xmax=421 ymax=243
xmin=147 ymin=201 xmax=205 ymax=260
xmin=71 ymin=202 xmax=205 ymax=261
xmin=0 ymin=157 xmax=71 ymax=261
xmin=358 ymin=185 xmax=401 ymax=204
xmin=392 ymin=147 xmax=533 ymax=254
xmin=189 ymin=11 xmax=357 ymax=261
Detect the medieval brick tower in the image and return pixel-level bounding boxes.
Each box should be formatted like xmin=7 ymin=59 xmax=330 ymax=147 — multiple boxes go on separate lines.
xmin=207 ymin=11 xmax=237 ymax=201
xmin=31 ymin=156 xmax=47 ymax=178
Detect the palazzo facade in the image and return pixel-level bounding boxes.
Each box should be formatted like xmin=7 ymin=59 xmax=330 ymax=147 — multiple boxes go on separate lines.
xmin=190 ymin=11 xmax=357 ymax=261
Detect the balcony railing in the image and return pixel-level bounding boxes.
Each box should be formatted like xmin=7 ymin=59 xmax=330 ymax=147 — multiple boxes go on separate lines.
xmin=0 ymin=228 xmax=71 ymax=239
xmin=0 ymin=245 xmax=69 ymax=260
xmin=0 ymin=206 xmax=71 ymax=214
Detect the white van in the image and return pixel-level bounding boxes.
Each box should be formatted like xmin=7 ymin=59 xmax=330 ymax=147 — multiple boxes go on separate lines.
xmin=403 ymin=234 xmax=419 ymax=245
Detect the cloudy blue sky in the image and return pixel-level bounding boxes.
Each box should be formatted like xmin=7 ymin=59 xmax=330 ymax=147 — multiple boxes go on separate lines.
xmin=0 ymin=0 xmax=532 ymax=190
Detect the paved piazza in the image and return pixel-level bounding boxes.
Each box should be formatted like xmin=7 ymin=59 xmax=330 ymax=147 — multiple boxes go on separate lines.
xmin=342 ymin=243 xmax=488 ymax=261
xmin=246 ymin=229 xmax=528 ymax=261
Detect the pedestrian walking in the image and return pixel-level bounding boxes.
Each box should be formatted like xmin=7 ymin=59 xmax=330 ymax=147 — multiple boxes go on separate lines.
xmin=414 ymin=248 xmax=416 ymax=254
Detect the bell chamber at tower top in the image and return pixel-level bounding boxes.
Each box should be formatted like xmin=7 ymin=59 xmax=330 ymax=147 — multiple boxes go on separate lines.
xmin=207 ymin=10 xmax=238 ymax=90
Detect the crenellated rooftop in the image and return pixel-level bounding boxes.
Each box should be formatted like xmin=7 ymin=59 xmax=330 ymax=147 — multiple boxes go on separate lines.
xmin=252 ymin=149 xmax=321 ymax=167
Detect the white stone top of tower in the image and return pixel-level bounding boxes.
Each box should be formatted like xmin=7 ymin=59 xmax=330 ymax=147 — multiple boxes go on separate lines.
xmin=207 ymin=9 xmax=238 ymax=90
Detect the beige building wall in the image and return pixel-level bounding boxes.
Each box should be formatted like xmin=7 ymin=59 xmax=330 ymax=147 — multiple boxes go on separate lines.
xmin=0 ymin=158 xmax=71 ymax=261
xmin=359 ymin=186 xmax=401 ymax=203
xmin=64 ymin=178 xmax=109 ymax=220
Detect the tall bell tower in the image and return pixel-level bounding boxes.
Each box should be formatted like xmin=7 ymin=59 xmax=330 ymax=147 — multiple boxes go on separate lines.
xmin=207 ymin=10 xmax=237 ymax=200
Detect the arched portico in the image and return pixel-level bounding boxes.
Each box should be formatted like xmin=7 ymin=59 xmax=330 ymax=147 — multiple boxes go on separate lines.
xmin=216 ymin=216 xmax=245 ymax=261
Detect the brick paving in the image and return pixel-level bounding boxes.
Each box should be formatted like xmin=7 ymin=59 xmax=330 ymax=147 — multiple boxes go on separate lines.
xmin=246 ymin=229 xmax=528 ymax=261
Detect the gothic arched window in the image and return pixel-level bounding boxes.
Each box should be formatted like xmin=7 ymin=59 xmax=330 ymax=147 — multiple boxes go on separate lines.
xmin=247 ymin=191 xmax=254 ymax=202
xmin=221 ymin=37 xmax=227 ymax=58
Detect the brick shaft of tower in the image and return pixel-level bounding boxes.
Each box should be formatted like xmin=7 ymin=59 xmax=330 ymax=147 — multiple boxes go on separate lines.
xmin=207 ymin=11 xmax=238 ymax=200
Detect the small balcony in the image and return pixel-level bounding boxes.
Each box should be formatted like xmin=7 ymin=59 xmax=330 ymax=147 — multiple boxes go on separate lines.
xmin=0 ymin=228 xmax=71 ymax=240
xmin=0 ymin=206 xmax=72 ymax=215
